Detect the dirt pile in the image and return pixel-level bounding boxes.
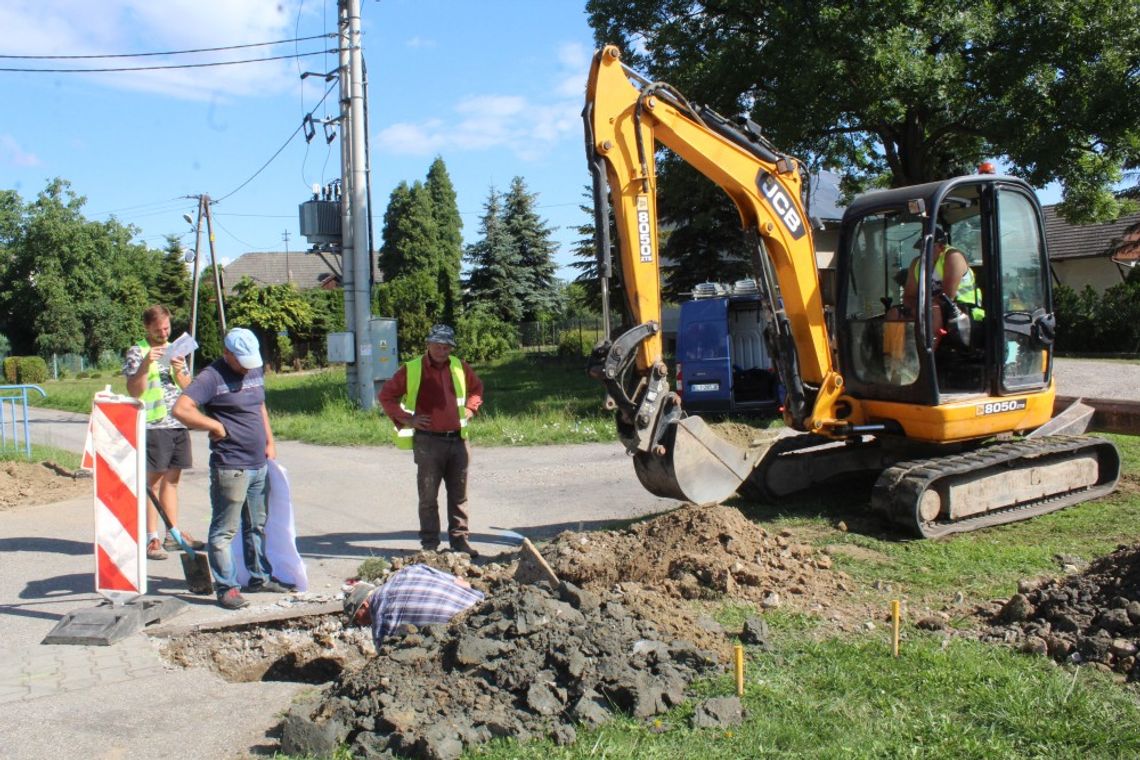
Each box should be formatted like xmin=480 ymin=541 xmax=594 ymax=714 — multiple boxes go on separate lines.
xmin=979 ymin=543 xmax=1140 ymax=679
xmin=541 ymin=503 xmax=851 ymax=654
xmin=0 ymin=460 xmax=89 ymax=510
xmin=280 ymin=504 xmax=846 ymax=759
xmin=280 ymin=579 xmax=720 ymax=759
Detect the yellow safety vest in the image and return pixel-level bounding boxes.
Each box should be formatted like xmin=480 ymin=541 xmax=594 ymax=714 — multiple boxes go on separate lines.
xmin=137 ymin=340 xmax=167 ymax=423
xmin=393 ymin=355 xmax=468 ymax=450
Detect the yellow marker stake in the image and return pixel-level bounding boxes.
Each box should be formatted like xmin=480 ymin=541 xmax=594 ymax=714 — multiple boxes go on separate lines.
xmin=734 ymin=644 xmax=745 ymax=696
xmin=891 ymin=599 xmax=900 ymax=657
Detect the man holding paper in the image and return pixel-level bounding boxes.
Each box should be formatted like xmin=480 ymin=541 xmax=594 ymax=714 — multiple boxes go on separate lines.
xmin=122 ymin=304 xmax=200 ymax=560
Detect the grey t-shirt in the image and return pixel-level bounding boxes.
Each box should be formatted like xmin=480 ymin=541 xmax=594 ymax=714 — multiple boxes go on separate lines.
xmin=182 ymin=359 xmax=267 ymax=469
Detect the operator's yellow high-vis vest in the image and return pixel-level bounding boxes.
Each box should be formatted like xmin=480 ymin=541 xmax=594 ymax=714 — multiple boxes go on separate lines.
xmin=137 ymin=340 xmax=167 ymax=424
xmin=394 ymin=355 xmax=468 ymax=450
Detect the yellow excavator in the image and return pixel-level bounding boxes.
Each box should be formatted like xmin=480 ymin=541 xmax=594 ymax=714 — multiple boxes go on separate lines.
xmin=583 ymin=45 xmax=1120 ymax=537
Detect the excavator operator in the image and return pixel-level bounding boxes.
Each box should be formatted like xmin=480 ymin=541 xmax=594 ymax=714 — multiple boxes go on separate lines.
xmin=901 ymin=227 xmax=984 ymax=349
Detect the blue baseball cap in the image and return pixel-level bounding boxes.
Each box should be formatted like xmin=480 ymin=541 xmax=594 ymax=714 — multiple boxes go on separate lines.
xmin=224 ymin=328 xmax=263 ymax=369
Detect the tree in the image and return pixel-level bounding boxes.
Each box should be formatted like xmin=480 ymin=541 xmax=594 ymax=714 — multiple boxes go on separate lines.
xmin=153 ymin=236 xmax=192 ymax=335
xmin=426 ymin=157 xmax=464 ymax=325
xmin=227 ymin=278 xmax=315 ymax=371
xmin=463 ymin=187 xmax=525 ymax=323
xmin=378 ymin=181 xmax=438 ymax=283
xmin=0 ymin=178 xmax=157 ymax=361
xmin=375 ymin=270 xmax=437 ymax=360
xmin=587 ymin=0 xmax=1140 ymax=224
xmin=502 ymin=176 xmax=561 ymax=321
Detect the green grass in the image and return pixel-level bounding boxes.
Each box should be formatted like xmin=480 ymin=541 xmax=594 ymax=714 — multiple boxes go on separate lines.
xmin=31 ymin=353 xmax=617 ymax=448
xmin=0 ymin=443 xmax=81 ymax=470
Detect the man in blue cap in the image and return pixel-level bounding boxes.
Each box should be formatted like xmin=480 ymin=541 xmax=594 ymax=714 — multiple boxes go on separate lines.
xmin=379 ymin=324 xmax=485 ymax=556
xmin=173 ymin=327 xmax=288 ymax=609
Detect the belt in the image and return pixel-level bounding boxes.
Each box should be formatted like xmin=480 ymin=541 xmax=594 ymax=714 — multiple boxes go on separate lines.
xmin=414 ymin=429 xmax=462 ymax=438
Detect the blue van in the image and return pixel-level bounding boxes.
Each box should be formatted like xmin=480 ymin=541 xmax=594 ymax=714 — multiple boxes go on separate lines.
xmin=675 ymin=281 xmax=780 ymax=415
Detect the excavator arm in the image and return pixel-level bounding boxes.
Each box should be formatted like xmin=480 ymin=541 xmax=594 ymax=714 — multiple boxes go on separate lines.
xmin=583 ymin=45 xmax=857 ymax=503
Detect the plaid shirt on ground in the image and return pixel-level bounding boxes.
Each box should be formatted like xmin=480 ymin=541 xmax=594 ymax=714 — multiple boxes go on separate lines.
xmin=368 ymin=564 xmax=485 ymax=645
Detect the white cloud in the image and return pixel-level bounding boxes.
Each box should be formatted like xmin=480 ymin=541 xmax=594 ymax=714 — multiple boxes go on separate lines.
xmin=405 ymin=36 xmax=436 ymax=49
xmin=374 ymin=45 xmax=589 ymax=162
xmin=0 ymin=0 xmax=315 ymax=101
xmin=0 ymin=135 xmax=40 ymax=167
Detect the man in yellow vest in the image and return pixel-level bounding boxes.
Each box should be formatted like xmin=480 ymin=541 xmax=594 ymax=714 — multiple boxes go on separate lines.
xmin=379 ymin=325 xmax=485 ymax=556
xmin=902 ymin=227 xmax=984 ymax=348
xmin=122 ymin=304 xmax=200 ymax=561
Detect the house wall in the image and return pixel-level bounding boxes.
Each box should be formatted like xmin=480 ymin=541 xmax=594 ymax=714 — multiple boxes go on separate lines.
xmin=1050 ymin=257 xmax=1128 ymax=294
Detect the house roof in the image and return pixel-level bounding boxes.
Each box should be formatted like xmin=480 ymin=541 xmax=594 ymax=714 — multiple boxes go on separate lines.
xmin=220 ymin=250 xmax=359 ymax=292
xmin=1044 ymin=204 xmax=1140 ymax=262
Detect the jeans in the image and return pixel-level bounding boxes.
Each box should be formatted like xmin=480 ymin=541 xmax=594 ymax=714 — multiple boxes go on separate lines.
xmin=207 ymin=465 xmax=271 ymax=594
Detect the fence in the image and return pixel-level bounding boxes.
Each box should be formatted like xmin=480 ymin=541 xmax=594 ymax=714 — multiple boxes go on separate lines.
xmin=0 ymin=384 xmax=46 ymax=458
xmin=517 ymin=318 xmax=605 ymax=352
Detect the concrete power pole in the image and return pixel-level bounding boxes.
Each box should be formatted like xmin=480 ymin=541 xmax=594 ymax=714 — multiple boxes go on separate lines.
xmin=336 ymin=0 xmax=374 ymax=410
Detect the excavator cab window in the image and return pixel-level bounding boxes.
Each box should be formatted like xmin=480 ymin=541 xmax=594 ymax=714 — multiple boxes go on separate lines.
xmin=842 ymin=211 xmax=924 ymax=387
xmin=995 ymin=187 xmax=1051 ymax=391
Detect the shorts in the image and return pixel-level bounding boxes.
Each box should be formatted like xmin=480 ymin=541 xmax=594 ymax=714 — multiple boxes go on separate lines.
xmin=146 ymin=428 xmax=193 ymax=473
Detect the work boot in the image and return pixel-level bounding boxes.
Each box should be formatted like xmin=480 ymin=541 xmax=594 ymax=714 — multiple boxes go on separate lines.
xmin=449 ymin=538 xmax=479 ymax=558
xmin=146 ymin=538 xmax=168 ymax=561
xmin=421 ymin=542 xmax=440 ymax=553
xmin=218 ymin=588 xmax=249 ymax=610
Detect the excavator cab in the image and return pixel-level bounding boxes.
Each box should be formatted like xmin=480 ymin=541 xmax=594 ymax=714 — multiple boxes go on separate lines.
xmin=836 ymin=176 xmax=1055 ymax=413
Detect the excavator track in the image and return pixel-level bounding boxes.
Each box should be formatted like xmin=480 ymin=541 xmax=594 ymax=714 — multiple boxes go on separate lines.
xmin=872 ymin=435 xmax=1121 ymax=539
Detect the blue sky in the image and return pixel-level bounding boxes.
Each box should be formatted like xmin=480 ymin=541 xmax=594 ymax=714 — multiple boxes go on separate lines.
xmin=0 ymin=0 xmax=597 ymax=278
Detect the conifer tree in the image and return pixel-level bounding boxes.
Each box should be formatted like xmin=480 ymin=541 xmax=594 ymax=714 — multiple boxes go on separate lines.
xmin=463 ymin=187 xmax=524 ymax=323
xmin=502 ymin=176 xmax=560 ymax=321
xmin=426 ymin=157 xmax=463 ymax=325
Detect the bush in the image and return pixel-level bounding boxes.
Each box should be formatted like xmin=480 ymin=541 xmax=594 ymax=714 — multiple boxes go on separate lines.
xmin=17 ymin=356 xmax=49 ymax=384
xmin=557 ymin=331 xmax=592 ymax=359
xmin=1054 ymin=271 xmax=1140 ymax=354
xmin=3 ymin=356 xmax=18 ymax=384
xmin=457 ymin=307 xmax=516 ymax=362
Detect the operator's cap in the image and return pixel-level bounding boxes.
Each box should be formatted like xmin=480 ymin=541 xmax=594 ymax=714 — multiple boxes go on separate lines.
xmin=913 ymin=227 xmax=948 ymax=250
xmin=343 ymin=581 xmax=376 ymax=622
xmin=223 ymin=328 xmax=263 ymax=369
xmin=426 ymin=324 xmax=457 ymax=347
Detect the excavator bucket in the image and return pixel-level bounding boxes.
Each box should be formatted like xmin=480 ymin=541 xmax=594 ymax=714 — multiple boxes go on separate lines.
xmin=632 ymin=416 xmax=774 ymax=504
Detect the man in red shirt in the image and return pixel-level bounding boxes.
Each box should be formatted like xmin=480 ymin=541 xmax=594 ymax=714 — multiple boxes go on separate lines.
xmin=378 ymin=325 xmax=485 ymax=556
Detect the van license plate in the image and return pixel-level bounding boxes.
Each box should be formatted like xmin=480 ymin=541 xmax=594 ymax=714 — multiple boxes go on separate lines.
xmin=690 ymin=383 xmax=719 ymax=392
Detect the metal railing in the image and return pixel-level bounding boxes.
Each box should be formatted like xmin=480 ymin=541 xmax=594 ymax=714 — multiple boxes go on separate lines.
xmin=0 ymin=384 xmax=46 ymax=458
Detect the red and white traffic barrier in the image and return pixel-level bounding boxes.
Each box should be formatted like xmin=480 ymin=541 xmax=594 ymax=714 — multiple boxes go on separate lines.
xmin=90 ymin=391 xmax=146 ymax=602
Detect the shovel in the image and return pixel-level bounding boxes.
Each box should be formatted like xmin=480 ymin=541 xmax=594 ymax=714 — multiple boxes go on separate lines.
xmin=146 ymin=488 xmax=213 ymax=595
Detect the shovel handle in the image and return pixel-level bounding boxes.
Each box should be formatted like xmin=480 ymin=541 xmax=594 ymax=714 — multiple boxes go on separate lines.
xmin=145 ymin=487 xmax=197 ymax=556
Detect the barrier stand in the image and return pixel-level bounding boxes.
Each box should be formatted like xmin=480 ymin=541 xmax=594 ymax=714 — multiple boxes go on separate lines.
xmin=43 ymin=389 xmax=186 ymax=645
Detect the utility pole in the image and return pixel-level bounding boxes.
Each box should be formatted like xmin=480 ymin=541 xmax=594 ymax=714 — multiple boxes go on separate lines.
xmin=282 ymin=229 xmax=292 ymax=284
xmin=336 ymin=0 xmax=374 ymax=410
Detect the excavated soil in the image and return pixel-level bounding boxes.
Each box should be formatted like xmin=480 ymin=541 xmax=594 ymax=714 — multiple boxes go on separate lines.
xmin=272 ymin=505 xmax=860 ymax=758
xmin=977 ymin=541 xmax=1140 ymax=680
xmin=0 ymin=460 xmax=89 ymax=510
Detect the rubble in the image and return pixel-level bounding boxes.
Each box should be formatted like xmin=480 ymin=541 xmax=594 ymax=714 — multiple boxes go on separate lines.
xmin=978 ymin=543 xmax=1140 ymax=679
xmin=280 ymin=579 xmax=719 ymax=758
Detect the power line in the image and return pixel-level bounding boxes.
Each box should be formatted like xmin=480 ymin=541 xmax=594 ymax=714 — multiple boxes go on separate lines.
xmin=213 ymin=79 xmax=339 ymax=203
xmin=0 ymin=34 xmax=333 ymax=60
xmin=0 ymin=50 xmax=336 ymax=74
